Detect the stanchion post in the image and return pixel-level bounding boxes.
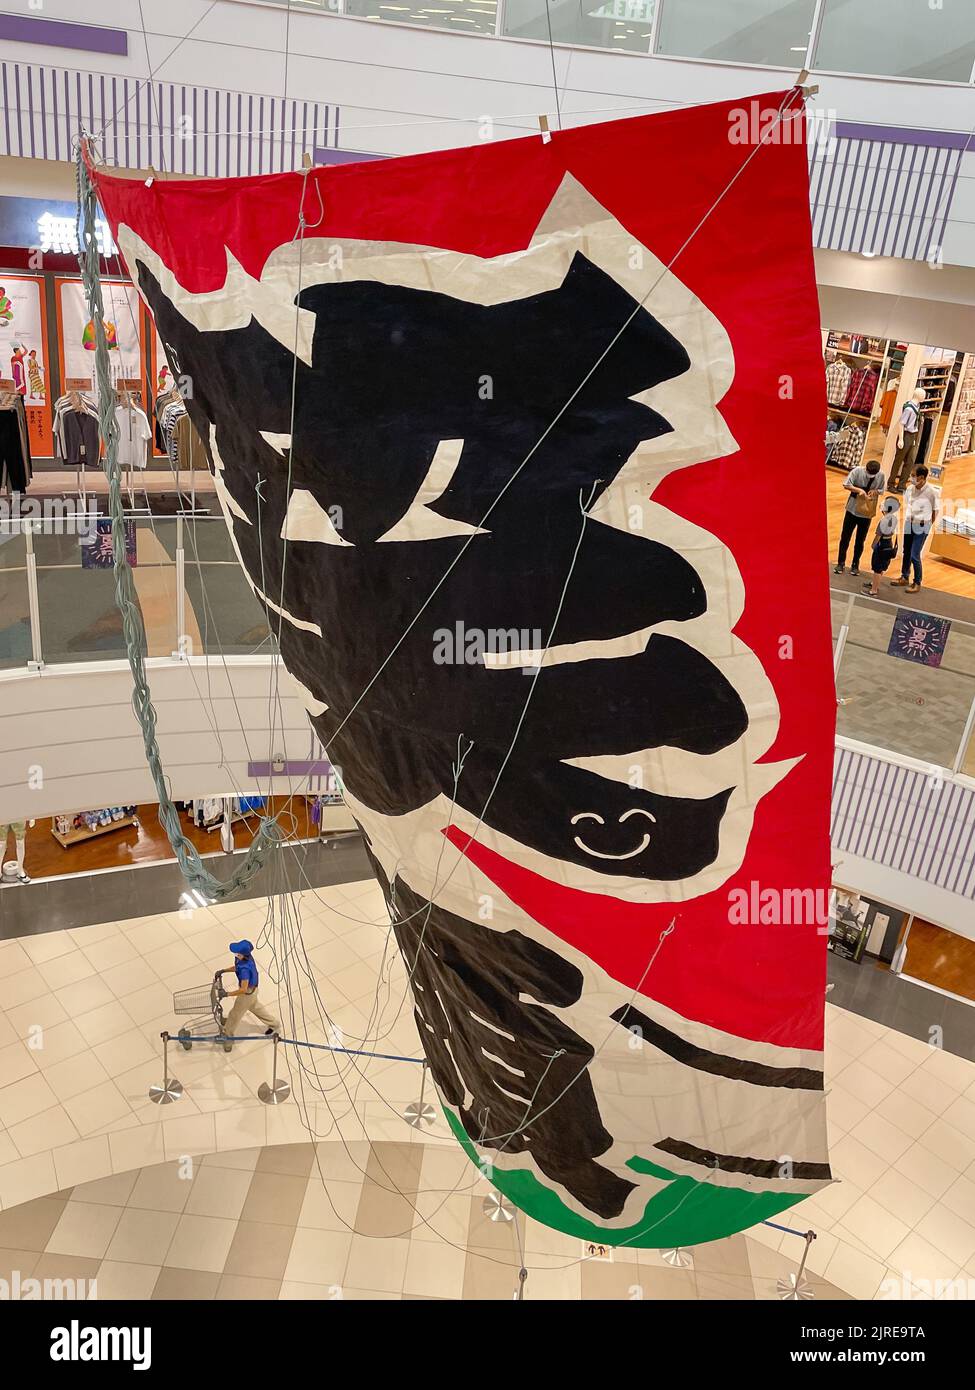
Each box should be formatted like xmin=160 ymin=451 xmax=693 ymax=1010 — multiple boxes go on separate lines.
xmin=148 ymin=1031 xmax=184 ymax=1105
xmin=404 ymin=1060 xmax=436 ymax=1128
xmin=778 ymin=1229 xmax=817 ymax=1300
xmin=258 ymin=1032 xmax=291 ymax=1105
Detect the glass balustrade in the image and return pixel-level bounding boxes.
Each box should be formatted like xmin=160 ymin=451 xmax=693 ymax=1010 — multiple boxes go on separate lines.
xmin=5 ymin=519 xmax=975 ymax=778
xmin=833 ymin=591 xmax=975 ymax=770
xmin=0 ymin=523 xmax=31 ymax=670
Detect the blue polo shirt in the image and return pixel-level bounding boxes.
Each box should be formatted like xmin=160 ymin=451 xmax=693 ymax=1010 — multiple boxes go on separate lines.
xmin=234 ymin=956 xmax=258 ymax=991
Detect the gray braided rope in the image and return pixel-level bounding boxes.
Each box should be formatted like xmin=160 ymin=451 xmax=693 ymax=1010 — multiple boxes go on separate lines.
xmin=75 ymin=144 xmax=283 ymax=900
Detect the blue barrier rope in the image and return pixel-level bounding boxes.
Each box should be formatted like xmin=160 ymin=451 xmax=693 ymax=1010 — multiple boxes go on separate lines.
xmin=166 ymin=1032 xmax=424 ymax=1064
xmin=763 ymin=1219 xmax=813 ymax=1237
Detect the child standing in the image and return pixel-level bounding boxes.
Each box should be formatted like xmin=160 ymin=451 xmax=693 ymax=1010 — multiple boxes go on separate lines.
xmin=862 ymin=496 xmax=900 ymax=597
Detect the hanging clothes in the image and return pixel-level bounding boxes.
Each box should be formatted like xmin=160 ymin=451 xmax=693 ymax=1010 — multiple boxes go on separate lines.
xmin=53 ymin=392 xmax=101 ymax=468
xmin=844 ymin=366 xmax=880 ymax=416
xmin=879 ymin=377 xmax=900 ymax=430
xmin=0 ymin=391 xmax=32 ymax=491
xmin=825 ymin=358 xmax=852 ymax=406
xmin=114 ymin=401 xmax=152 ymax=469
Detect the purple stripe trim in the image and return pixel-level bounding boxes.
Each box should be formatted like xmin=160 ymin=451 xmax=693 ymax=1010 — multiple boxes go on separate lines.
xmin=237 ymin=93 xmax=242 ymax=177
xmin=836 ymin=138 xmax=867 ymax=252
xmin=876 ymin=766 xmax=907 ymax=863
xmin=26 ymin=67 xmax=34 ymax=158
xmin=949 ymin=807 xmax=975 ymax=894
xmin=851 ymin=757 xmax=882 ymax=856
xmin=910 ymin=145 xmax=946 ymax=261
xmin=248 ymin=94 xmax=254 ymax=175
xmin=898 ymin=145 xmax=929 ymax=260
xmin=878 ymin=142 xmax=910 ymax=257
xmin=2 ymin=65 xmax=10 ymax=157
xmin=0 ymin=14 xmax=127 ymax=57
xmin=931 ymin=148 xmax=963 ymax=258
xmin=857 ymin=140 xmax=885 ymax=254
xmin=51 ymin=67 xmax=59 ymax=160
xmin=845 ymin=751 xmax=874 ymax=848
xmin=112 ymin=76 xmax=118 ymax=166
xmin=836 ymin=120 xmax=975 ymax=151
xmin=903 ymin=778 xmax=938 ymax=877
xmin=40 ymin=68 xmax=48 ymax=159
xmin=868 ymin=142 xmax=898 ymax=256
xmin=931 ymin=782 xmax=964 ymax=885
xmin=820 ymin=136 xmax=846 ymax=249
xmin=203 ymin=88 xmax=208 ymax=176
xmin=14 ymin=63 xmax=22 ymax=156
xmin=894 ymin=770 xmax=928 ymax=871
xmin=62 ymin=70 xmax=69 ymax=163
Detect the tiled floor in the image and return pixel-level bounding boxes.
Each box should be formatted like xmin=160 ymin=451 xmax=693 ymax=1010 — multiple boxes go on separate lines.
xmin=0 ymin=876 xmax=973 ymax=1299
xmin=0 ymin=1140 xmax=850 ymax=1301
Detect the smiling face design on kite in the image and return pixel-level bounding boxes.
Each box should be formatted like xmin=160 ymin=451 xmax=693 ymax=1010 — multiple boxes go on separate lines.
xmin=123 ymin=175 xmax=792 ymax=908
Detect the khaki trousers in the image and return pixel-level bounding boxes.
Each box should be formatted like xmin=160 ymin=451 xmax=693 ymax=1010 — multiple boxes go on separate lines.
xmin=224 ymin=990 xmax=281 ymax=1037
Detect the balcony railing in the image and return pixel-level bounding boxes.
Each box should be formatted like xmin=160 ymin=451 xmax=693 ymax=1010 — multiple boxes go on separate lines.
xmin=832 ymin=586 xmax=975 ymax=776
xmin=0 ymin=514 xmax=272 ymax=670
xmin=3 ymin=516 xmax=975 ymax=780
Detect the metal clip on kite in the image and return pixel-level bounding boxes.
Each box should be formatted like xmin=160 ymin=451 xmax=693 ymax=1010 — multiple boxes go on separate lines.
xmin=538 ymin=114 xmax=552 ymax=144
xmin=794 ymin=68 xmax=820 ymax=98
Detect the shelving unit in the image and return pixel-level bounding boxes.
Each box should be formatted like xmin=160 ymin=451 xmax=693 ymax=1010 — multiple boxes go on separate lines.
xmin=51 ymin=814 xmax=138 ymax=849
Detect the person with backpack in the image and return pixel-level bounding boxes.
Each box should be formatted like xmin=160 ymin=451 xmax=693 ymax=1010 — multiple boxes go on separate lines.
xmin=862 ymin=495 xmax=900 ymax=597
xmin=834 ymin=457 xmax=885 ymax=577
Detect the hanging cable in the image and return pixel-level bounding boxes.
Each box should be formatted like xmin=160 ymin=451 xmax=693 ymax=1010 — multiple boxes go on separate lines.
xmin=74 ymin=145 xmax=284 ymax=902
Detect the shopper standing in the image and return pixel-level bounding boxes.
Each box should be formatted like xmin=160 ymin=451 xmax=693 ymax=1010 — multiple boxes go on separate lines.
xmin=834 ymin=457 xmax=885 ymax=577
xmin=888 ymin=389 xmax=925 ymax=492
xmin=862 ymin=496 xmax=900 ymax=597
xmin=221 ymin=939 xmax=281 ymax=1050
xmin=890 ymin=466 xmax=939 ymax=594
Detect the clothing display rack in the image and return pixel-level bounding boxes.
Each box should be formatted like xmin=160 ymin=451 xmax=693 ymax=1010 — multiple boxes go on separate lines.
xmin=0 ymin=389 xmax=32 ymax=492
xmin=53 ymin=388 xmax=100 ymax=500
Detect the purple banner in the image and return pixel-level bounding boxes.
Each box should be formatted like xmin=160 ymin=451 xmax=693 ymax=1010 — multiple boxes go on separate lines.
xmin=0 ymin=15 xmax=127 ymax=57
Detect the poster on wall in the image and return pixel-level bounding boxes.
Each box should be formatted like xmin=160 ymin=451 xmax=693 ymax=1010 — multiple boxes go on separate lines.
xmin=888 ymin=609 xmax=950 ymax=667
xmin=55 ymin=278 xmax=143 ymax=391
xmin=0 ymin=275 xmax=54 ymax=456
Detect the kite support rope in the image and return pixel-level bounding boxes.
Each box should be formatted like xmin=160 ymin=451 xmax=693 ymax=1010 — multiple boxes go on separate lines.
xmin=75 ymin=142 xmax=284 ymax=901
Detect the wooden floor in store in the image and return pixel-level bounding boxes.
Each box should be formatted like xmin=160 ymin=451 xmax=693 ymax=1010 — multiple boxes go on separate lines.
xmin=826 ymin=454 xmax=975 ymax=601
xmin=13 ymin=796 xmax=318 ymax=882
xmin=902 ymin=917 xmax=975 ymax=1003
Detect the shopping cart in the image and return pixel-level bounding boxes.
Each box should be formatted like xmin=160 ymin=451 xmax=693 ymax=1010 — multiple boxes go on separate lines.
xmin=172 ymin=969 xmax=235 ymax=1052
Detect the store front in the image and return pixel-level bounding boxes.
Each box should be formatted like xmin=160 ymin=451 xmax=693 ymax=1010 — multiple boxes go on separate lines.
xmin=2 ymin=786 xmax=356 ymax=889
xmin=824 ymin=325 xmax=975 ymax=593
xmin=0 ymin=193 xmax=202 ymax=485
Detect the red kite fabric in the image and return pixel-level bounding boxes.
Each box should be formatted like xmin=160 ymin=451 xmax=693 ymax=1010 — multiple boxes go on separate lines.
xmin=90 ymin=88 xmax=834 ymax=1247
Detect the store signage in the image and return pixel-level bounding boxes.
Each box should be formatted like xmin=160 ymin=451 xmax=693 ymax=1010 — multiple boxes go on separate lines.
xmin=37 ymin=212 xmax=116 ymax=258
xmin=0 ymin=196 xmax=116 ymax=255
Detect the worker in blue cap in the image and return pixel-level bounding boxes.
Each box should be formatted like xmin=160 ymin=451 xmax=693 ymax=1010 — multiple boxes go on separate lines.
xmin=222 ymin=940 xmax=281 ymax=1047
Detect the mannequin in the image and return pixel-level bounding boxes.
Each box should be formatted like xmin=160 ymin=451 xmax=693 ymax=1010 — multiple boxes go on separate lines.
xmin=889 ymin=387 xmax=926 ymax=492
xmin=0 ymin=818 xmax=34 ymax=884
